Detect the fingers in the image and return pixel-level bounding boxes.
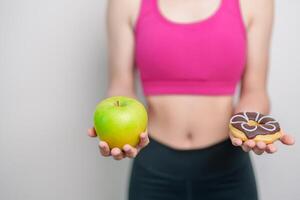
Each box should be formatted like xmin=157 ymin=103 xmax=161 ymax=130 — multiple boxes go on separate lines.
xmin=111 ymin=131 xmax=150 ymax=159
xmin=98 ymin=141 xmax=135 ymax=160
xmin=87 ymin=127 xmax=97 ymax=137
xmin=241 ymin=141 xmax=265 ymax=155
xmin=237 ymin=140 xmax=268 ymax=155
xmin=98 ymin=141 xmax=110 ymax=157
xmin=256 ymin=141 xmax=267 ymax=150
xmin=96 ymin=130 xmax=150 ymax=160
xmin=230 ymin=135 xmax=243 ymax=146
xmin=97 ymin=131 xmax=149 ymax=160
xmin=123 ymin=144 xmax=138 ymax=158
xmin=137 ymin=132 xmax=150 ymax=151
xmin=241 ymin=140 xmax=255 ymax=152
xmin=241 ymin=145 xmax=250 ymax=152
xmin=266 ymin=143 xmax=277 ymax=154
xmin=252 ymin=146 xmax=264 ymax=155
xmin=280 ymin=133 xmax=295 ymax=145
xmin=230 ymin=131 xmax=292 ymax=155
xmin=252 ymin=141 xmax=266 ymax=155
xmin=111 ymin=148 xmax=125 ymax=160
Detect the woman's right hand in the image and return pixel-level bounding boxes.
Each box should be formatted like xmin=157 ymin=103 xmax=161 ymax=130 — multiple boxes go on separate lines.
xmin=87 ymin=127 xmax=150 ymax=160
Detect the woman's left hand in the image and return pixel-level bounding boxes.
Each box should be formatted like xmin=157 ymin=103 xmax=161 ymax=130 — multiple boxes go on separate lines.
xmin=229 ymin=130 xmax=295 ymax=155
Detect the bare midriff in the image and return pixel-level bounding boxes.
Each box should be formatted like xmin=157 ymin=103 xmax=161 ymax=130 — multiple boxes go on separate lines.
xmin=145 ymin=95 xmax=234 ymax=150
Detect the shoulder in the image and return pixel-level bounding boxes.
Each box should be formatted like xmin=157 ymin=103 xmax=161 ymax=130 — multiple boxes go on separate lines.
xmin=240 ymin=0 xmax=274 ymax=28
xmin=106 ymin=0 xmax=142 ymax=28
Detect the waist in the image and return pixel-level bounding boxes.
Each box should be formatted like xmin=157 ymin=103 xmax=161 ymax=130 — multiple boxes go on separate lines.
xmin=145 ymin=95 xmax=234 ymax=149
xmin=134 ymin=134 xmax=251 ymax=180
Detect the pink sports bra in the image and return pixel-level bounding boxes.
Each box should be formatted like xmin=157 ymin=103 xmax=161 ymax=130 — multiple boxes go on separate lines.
xmin=134 ymin=0 xmax=247 ymax=96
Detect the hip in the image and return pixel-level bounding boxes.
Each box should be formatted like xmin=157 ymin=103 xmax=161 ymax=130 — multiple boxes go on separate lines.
xmin=128 ymin=135 xmax=258 ymax=199
xmin=133 ymin=134 xmax=255 ymax=181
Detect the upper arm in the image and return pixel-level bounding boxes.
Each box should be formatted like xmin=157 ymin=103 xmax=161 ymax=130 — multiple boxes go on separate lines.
xmin=106 ymin=0 xmax=138 ymax=97
xmin=240 ymin=0 xmax=274 ymax=96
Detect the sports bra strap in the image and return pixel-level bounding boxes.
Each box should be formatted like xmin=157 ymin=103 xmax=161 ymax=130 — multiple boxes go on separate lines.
xmin=138 ymin=0 xmax=156 ymax=17
xmin=222 ymin=0 xmax=244 ymax=18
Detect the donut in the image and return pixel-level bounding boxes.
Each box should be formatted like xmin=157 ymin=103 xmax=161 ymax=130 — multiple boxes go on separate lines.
xmin=229 ymin=111 xmax=282 ymax=144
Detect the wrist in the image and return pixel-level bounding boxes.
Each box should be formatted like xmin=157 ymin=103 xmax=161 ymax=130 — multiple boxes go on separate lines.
xmin=234 ymin=93 xmax=270 ymax=114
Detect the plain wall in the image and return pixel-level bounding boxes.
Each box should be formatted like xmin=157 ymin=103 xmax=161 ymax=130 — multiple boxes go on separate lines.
xmin=0 ymin=0 xmax=299 ymax=200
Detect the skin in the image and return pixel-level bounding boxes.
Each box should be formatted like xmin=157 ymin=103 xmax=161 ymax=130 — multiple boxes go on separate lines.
xmin=88 ymin=0 xmax=295 ymax=160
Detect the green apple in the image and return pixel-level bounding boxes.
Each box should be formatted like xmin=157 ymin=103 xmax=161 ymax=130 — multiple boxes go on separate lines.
xmin=94 ymin=96 xmax=148 ymax=149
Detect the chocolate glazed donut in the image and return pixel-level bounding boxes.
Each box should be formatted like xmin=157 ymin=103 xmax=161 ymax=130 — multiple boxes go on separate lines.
xmin=229 ymin=112 xmax=282 ymax=143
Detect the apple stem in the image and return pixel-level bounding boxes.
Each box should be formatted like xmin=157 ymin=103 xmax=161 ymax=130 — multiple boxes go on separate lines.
xmin=116 ymin=100 xmax=120 ymax=107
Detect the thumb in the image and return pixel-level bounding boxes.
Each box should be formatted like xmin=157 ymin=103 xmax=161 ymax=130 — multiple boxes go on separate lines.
xmin=280 ymin=131 xmax=295 ymax=145
xmin=87 ymin=127 xmax=97 ymax=137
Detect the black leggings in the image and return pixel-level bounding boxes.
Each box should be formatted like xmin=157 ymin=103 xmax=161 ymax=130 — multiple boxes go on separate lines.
xmin=128 ymin=135 xmax=258 ymax=200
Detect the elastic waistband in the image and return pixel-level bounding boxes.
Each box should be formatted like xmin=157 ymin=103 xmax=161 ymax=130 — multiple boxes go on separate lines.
xmin=134 ymin=135 xmax=250 ymax=180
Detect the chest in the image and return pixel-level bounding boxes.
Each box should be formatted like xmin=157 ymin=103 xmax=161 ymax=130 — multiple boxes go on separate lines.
xmin=157 ymin=0 xmax=222 ymax=24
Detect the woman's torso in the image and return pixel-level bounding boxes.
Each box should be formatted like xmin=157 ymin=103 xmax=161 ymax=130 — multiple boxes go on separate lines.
xmin=146 ymin=95 xmax=234 ymax=149
xmin=130 ymin=0 xmax=251 ymax=149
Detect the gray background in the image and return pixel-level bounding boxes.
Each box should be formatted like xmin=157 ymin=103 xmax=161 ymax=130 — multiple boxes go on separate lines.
xmin=0 ymin=0 xmax=299 ymax=199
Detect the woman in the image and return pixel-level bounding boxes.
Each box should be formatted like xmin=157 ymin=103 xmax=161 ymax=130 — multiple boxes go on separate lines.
xmin=88 ymin=0 xmax=295 ymax=199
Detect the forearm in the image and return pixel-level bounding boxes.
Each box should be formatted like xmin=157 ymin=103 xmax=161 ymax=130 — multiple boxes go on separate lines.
xmin=106 ymin=88 xmax=137 ymax=99
xmin=106 ymin=75 xmax=137 ymax=99
xmin=234 ymin=91 xmax=270 ymax=115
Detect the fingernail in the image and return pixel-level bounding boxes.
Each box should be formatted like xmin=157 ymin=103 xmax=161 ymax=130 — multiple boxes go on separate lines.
xmin=99 ymin=142 xmax=104 ymax=148
xmin=124 ymin=145 xmax=130 ymax=151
